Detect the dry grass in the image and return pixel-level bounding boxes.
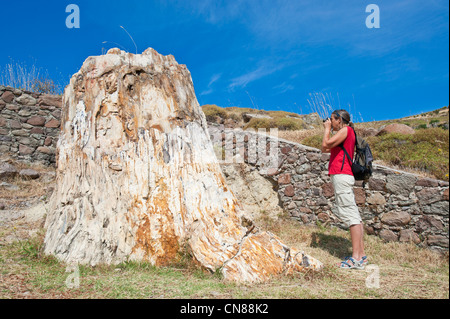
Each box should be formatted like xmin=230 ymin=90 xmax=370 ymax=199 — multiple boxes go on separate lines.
xmin=253 ymin=216 xmax=449 ymax=299
xmin=0 ymin=60 xmax=64 ymax=95
xmin=1 ymin=209 xmax=448 ymax=299
xmin=275 ymin=128 xmax=323 ymax=144
xmin=0 ymin=161 xmax=55 ymax=210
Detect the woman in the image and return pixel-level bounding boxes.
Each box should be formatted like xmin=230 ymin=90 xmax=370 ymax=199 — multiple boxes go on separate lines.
xmin=321 ymin=109 xmax=367 ymax=269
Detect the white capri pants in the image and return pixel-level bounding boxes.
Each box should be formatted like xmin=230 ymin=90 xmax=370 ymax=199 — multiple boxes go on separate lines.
xmin=330 ymin=174 xmax=362 ymax=228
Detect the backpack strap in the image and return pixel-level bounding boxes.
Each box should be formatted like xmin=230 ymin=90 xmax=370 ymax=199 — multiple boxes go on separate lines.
xmin=339 ymin=127 xmax=356 ymax=171
xmin=339 ymin=144 xmax=353 ymax=170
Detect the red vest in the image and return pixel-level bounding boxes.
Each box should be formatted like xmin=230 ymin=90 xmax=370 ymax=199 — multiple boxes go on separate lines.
xmin=329 ymin=126 xmax=355 ymax=175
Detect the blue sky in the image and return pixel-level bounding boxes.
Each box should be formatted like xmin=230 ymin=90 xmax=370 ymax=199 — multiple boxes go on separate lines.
xmin=0 ymin=0 xmax=448 ymax=121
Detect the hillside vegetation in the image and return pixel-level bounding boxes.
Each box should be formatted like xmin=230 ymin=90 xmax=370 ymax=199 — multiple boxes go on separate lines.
xmin=202 ymin=104 xmax=314 ymax=131
xmin=202 ymin=105 xmax=449 ymax=181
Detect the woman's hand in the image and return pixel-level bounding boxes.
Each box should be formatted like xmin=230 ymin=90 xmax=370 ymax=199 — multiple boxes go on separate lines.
xmin=322 ymin=125 xmax=348 ymax=151
xmin=323 ymin=118 xmax=332 ymax=130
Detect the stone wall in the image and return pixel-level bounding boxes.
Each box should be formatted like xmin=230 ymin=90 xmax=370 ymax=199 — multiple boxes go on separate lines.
xmin=1 ymin=88 xmax=448 ymax=251
xmin=0 ymin=86 xmax=61 ymax=165
xmin=208 ymin=124 xmax=449 ymax=251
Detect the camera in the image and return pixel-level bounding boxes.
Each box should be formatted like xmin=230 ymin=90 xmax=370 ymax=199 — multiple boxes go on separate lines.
xmin=323 ymin=117 xmax=330 ymax=122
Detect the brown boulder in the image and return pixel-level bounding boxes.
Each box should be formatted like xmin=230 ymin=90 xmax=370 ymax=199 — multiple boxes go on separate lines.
xmin=322 ymin=182 xmax=334 ymax=198
xmin=354 ymin=188 xmax=366 ymax=205
xmin=427 ymin=235 xmax=449 ymax=248
xmin=284 ymin=185 xmax=295 ymax=197
xmin=278 ymin=173 xmax=291 ymax=184
xmin=367 ymin=192 xmax=386 ymax=205
xmin=376 ymin=123 xmax=415 ymax=136
xmin=1 ymin=91 xmax=14 ymax=103
xmin=381 ymin=211 xmax=411 ymax=226
xmin=27 ymin=116 xmax=46 ymax=126
xmin=19 ymin=169 xmax=40 ymax=180
xmin=38 ymin=94 xmax=62 ymax=107
xmin=0 ymin=163 xmax=18 ymax=179
xmin=379 ymin=229 xmax=398 ymax=242
xmin=399 ymin=229 xmax=421 ymax=244
xmin=45 ymin=118 xmax=60 ymax=128
xmin=19 ymin=144 xmax=34 ymax=155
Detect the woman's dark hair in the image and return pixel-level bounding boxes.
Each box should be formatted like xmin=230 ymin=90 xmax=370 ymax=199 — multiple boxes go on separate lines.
xmin=331 ymin=109 xmax=354 ymax=128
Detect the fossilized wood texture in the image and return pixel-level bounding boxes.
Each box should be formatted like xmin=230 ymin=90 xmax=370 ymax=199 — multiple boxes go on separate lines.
xmin=43 ymin=47 xmax=322 ymax=282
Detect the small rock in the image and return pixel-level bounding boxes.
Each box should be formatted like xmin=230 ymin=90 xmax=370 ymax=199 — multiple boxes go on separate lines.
xmin=379 ymin=229 xmax=398 ymax=242
xmin=399 ymin=229 xmax=421 ymax=244
xmin=386 ymin=174 xmax=416 ymax=197
xmin=284 ymin=185 xmax=295 ymax=197
xmin=19 ymin=144 xmax=35 ymax=155
xmin=19 ymin=169 xmax=40 ymax=180
xmin=0 ymin=162 xmax=18 ymax=179
xmin=416 ymin=215 xmax=445 ymax=232
xmin=38 ymin=94 xmax=62 ymax=107
xmin=0 ymin=182 xmax=20 ymax=191
xmin=416 ymin=178 xmax=439 ymax=187
xmin=295 ymin=163 xmax=311 ymax=174
xmin=354 ymin=188 xmax=366 ymax=205
xmin=1 ymin=91 xmax=15 ymax=103
xmin=9 ymin=120 xmax=22 ymax=129
xmin=381 ymin=211 xmax=411 ymax=226
xmin=45 ymin=118 xmax=60 ymax=128
xmin=27 ymin=116 xmax=46 ymax=126
xmin=280 ymin=146 xmax=292 ymax=155
xmin=306 ymin=152 xmax=320 ymax=162
xmin=427 ymin=235 xmax=449 ymax=248
xmin=443 ymin=188 xmax=449 ymax=201
xmin=421 ymin=201 xmax=449 ymax=216
xmin=44 ymin=137 xmax=53 ymax=146
xmin=30 ymin=127 xmax=45 ymax=134
xmin=367 ymin=192 xmax=386 ymax=205
xmin=16 ymin=93 xmax=37 ymax=106
xmin=317 ymin=213 xmax=329 ymax=222
xmin=416 ymin=188 xmax=440 ymax=204
xmin=242 ymin=113 xmax=272 ymax=123
xmin=278 ymin=173 xmax=291 ymax=184
xmin=321 ymin=182 xmax=334 ymax=198
xmin=36 ymin=146 xmax=53 ymax=154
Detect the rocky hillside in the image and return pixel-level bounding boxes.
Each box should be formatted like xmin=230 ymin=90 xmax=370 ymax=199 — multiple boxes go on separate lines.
xmin=202 ymin=104 xmax=449 ymax=181
xmin=202 ymin=104 xmax=322 ymax=130
xmin=202 ymin=104 xmax=449 ymax=132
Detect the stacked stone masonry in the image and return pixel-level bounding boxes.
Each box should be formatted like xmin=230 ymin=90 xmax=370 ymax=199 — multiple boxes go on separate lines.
xmin=0 ymin=86 xmax=61 ymax=165
xmin=0 ymin=88 xmax=448 ymax=251
xmin=208 ymin=124 xmax=449 ymax=251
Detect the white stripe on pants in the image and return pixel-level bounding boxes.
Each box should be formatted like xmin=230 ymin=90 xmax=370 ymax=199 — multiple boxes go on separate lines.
xmin=330 ymin=174 xmax=362 ymax=228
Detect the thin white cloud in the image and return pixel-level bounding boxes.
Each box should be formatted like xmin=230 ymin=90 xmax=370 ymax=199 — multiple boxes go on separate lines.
xmin=200 ymin=73 xmax=222 ymax=96
xmin=208 ymin=73 xmax=221 ymax=86
xmin=199 ymin=88 xmax=213 ymax=96
xmin=163 ymin=0 xmax=448 ymax=56
xmin=189 ymin=0 xmax=448 ymax=58
xmin=273 ymin=82 xmax=295 ymax=94
xmin=228 ymin=62 xmax=286 ymax=89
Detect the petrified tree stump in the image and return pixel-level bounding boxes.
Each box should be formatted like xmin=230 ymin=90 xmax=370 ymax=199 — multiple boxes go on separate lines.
xmin=43 ymin=47 xmax=322 ymax=282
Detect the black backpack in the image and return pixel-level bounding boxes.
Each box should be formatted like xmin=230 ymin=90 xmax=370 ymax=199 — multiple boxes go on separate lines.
xmin=339 ymin=128 xmax=373 ymax=181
